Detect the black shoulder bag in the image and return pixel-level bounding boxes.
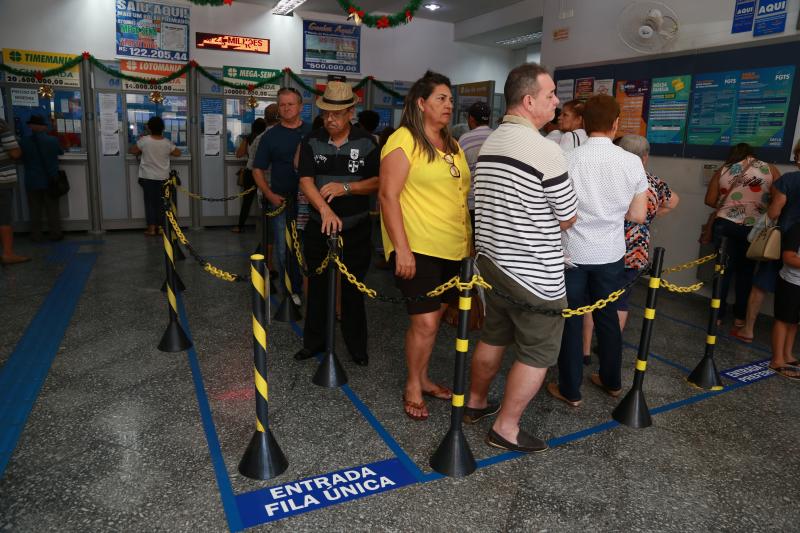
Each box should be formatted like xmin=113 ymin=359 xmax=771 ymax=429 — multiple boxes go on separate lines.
xmin=33 ymin=134 xmax=69 ymax=197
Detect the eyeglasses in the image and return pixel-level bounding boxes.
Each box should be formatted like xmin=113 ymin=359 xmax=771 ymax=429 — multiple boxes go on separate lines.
xmin=443 ymin=153 xmax=460 ymax=178
xmin=322 ymin=109 xmax=350 ymax=121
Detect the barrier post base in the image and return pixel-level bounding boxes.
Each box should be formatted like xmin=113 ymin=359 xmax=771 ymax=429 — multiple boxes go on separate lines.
xmin=238 ymin=429 xmax=288 ymax=480
xmin=430 ymin=427 xmax=476 ymax=477
xmin=161 ymin=272 xmax=186 ymax=293
xmin=158 ymin=320 xmax=192 ymax=352
xmin=312 ymin=351 xmax=348 ymax=387
xmin=687 ymin=356 xmax=723 ymax=390
xmin=273 ymin=295 xmax=302 ymax=322
xmin=612 ymin=386 xmax=651 ymax=428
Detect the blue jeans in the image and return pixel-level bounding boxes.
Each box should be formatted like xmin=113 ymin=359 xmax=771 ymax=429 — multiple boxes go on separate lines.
xmin=266 ymin=197 xmax=302 ymax=297
xmin=712 ymin=218 xmax=755 ymax=321
xmin=557 ymin=259 xmax=624 ymax=402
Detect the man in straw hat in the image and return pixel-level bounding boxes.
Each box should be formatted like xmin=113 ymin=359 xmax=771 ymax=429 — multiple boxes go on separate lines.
xmin=293 ymin=79 xmax=379 ymax=366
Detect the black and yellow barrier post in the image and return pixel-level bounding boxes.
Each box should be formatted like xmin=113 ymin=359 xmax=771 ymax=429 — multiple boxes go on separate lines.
xmin=274 ymin=199 xmax=302 ymax=322
xmin=239 ymin=254 xmax=288 ymax=480
xmin=612 ymin=247 xmax=665 ymax=428
xmin=430 ymin=258 xmax=477 ymax=477
xmin=168 ymin=172 xmax=185 ymax=262
xmin=687 ymin=237 xmax=728 ymax=390
xmin=312 ymin=231 xmax=348 ymax=388
xmin=157 ymin=205 xmax=192 ymax=353
xmin=160 ymin=185 xmax=185 ymax=293
xmin=258 ymin=197 xmax=278 ymax=296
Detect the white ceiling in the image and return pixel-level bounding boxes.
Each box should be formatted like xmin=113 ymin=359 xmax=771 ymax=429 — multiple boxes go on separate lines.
xmin=234 ymin=0 xmax=542 ymax=49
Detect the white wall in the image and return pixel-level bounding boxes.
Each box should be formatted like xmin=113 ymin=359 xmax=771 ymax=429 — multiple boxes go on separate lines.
xmin=541 ymin=0 xmax=800 ymax=70
xmin=0 ymin=0 xmax=513 ymax=85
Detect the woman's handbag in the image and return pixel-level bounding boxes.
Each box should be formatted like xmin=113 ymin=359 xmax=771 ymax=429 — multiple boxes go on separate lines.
xmin=746 ymin=216 xmax=781 ymax=261
xmin=236 ymin=167 xmax=254 ymax=188
xmin=48 ymin=169 xmax=70 ymax=197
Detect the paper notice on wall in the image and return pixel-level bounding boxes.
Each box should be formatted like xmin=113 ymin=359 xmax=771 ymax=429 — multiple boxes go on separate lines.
xmin=101 ymin=134 xmax=120 ymax=156
xmin=100 ymin=113 xmax=119 ymax=134
xmin=98 ymin=93 xmax=118 ymax=114
xmin=557 ymin=79 xmax=574 ymax=103
xmin=56 ymin=118 xmax=66 ymax=132
xmin=10 ymin=87 xmax=39 ymax=107
xmin=65 ymin=120 xmax=75 ymax=133
xmin=73 ymin=120 xmax=82 ymax=133
xmin=204 ymin=113 xmax=222 ymax=135
xmin=204 ymin=134 xmax=220 ymax=156
xmin=593 ymin=79 xmax=614 ymax=96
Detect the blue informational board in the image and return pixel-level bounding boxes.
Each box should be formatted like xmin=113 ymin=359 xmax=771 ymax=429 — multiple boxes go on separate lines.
xmin=302 ymin=20 xmax=360 ymax=73
xmin=753 ymin=0 xmax=787 ymax=36
xmin=731 ymin=0 xmax=756 ymax=33
xmin=687 ymin=71 xmax=740 ymax=145
xmin=115 ymin=0 xmax=190 ymax=62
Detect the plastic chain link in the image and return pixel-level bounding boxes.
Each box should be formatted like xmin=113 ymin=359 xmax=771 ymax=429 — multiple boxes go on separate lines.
xmin=165 ymin=210 xmax=246 ymax=283
xmin=659 ymin=278 xmax=705 ymax=293
xmin=174 ymin=183 xmax=258 ymax=203
xmin=289 ymin=220 xmax=337 ymax=276
xmin=661 ymin=252 xmax=717 ymax=274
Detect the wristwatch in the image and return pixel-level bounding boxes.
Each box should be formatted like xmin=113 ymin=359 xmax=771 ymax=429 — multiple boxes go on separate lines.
xmin=342 ymin=182 xmax=352 ymax=195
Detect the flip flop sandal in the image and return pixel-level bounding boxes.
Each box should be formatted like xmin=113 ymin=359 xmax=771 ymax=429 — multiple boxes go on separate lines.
xmin=422 ymin=383 xmax=453 ymax=401
xmin=787 ymin=360 xmax=800 ymax=367
xmin=769 ymin=366 xmax=800 ymax=381
xmin=729 ymin=329 xmax=753 ymax=343
xmin=402 ymin=396 xmax=429 ymax=421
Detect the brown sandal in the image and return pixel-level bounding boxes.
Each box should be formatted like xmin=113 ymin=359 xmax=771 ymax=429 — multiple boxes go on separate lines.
xmin=422 ymin=383 xmax=453 ymax=401
xmin=402 ymin=395 xmax=428 ymax=421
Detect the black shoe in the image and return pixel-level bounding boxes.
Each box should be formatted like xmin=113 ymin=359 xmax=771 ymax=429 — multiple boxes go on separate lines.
xmin=293 ymin=348 xmax=316 ymax=361
xmin=485 ymin=428 xmax=548 ymax=454
xmin=463 ymin=402 xmax=500 ymax=424
xmin=351 ymin=353 xmax=368 ymax=366
xmin=583 ymin=354 xmax=591 ymax=366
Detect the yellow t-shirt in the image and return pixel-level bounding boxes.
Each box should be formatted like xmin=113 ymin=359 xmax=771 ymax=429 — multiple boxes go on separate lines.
xmin=380 ymin=126 xmax=471 ymax=261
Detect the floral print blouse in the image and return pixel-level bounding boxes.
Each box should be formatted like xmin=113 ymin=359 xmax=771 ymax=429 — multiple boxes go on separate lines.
xmin=716 ymin=158 xmax=774 ymax=226
xmin=624 ymin=173 xmax=673 ymax=270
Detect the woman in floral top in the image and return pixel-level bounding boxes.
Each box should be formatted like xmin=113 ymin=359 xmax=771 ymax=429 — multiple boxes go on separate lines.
xmin=704 ymin=143 xmax=781 ymax=327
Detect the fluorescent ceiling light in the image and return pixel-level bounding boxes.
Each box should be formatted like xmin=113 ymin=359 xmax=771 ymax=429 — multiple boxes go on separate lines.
xmin=272 ymin=0 xmax=307 ymax=15
xmin=495 ymin=32 xmax=543 ymax=46
xmin=424 ymin=3 xmax=441 ymax=11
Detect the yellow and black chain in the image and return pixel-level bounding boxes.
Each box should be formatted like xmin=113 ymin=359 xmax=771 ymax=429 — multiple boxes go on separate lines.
xmin=660 ymin=278 xmax=704 ymax=293
xmin=289 ymin=220 xmax=335 ymax=276
xmin=165 ymin=210 xmax=246 ymax=283
xmin=175 ymin=183 xmax=256 ymax=202
xmin=661 ymin=252 xmax=717 ymax=274
xmin=264 ymin=202 xmax=286 ymax=217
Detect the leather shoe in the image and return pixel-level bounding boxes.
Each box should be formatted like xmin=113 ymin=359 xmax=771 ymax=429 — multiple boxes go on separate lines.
xmin=351 ymin=353 xmax=368 ymax=366
xmin=485 ymin=428 xmax=548 ymax=453
xmin=293 ymin=348 xmax=316 ymax=361
xmin=546 ymin=382 xmax=582 ymax=407
xmin=589 ymin=373 xmax=622 ymax=397
xmin=463 ymin=402 xmax=500 ymax=424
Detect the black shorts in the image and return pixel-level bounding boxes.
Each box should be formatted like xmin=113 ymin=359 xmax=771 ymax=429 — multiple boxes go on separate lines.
xmin=774 ymin=276 xmax=800 ymax=324
xmin=390 ymin=252 xmax=460 ymax=315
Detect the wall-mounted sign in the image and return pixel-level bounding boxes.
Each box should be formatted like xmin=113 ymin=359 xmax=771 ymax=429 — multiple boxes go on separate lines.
xmin=302 ymin=20 xmax=360 ymax=74
xmin=222 ymin=66 xmax=281 ymax=97
xmin=116 ymin=0 xmax=190 ymax=62
xmin=1 ymin=48 xmax=81 ymax=87
xmin=119 ymin=59 xmax=187 ymax=93
xmin=553 ymin=27 xmax=570 ymax=41
xmin=196 ymin=33 xmax=270 ymax=54
xmin=753 ymin=0 xmax=787 ymax=36
xmin=731 ymin=0 xmax=756 ymax=33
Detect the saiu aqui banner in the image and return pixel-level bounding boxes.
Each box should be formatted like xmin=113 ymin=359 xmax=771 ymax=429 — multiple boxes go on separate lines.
xmin=115 ymin=0 xmax=190 ymax=63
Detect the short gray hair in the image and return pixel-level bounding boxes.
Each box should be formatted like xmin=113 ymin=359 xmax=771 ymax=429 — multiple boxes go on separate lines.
xmin=504 ymin=63 xmax=549 ymax=108
xmin=618 ymin=134 xmax=650 ymax=160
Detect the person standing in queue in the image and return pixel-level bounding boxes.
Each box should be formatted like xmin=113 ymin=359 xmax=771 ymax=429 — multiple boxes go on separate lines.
xmin=252 ymin=88 xmax=310 ymax=306
xmin=293 ymin=80 xmax=379 ymax=366
xmin=379 ymin=70 xmax=471 ymax=421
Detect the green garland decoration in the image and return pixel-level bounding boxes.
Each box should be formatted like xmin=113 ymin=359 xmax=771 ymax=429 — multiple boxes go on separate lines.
xmin=337 ymin=0 xmax=422 ymax=29
xmin=0 ymin=52 xmax=404 ymax=100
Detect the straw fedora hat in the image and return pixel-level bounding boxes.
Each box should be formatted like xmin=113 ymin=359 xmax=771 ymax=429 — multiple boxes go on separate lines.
xmin=316 ymin=81 xmax=356 ymax=111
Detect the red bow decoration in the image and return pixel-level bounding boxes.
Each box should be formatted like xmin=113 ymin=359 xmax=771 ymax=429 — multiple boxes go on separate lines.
xmin=405 ymin=10 xmax=412 ymax=23
xmin=82 ymin=51 xmax=91 ymax=60
xmin=34 ymin=71 xmax=43 ymax=81
xmin=189 ymin=59 xmax=198 ymax=68
xmin=223 ymin=0 xmax=234 ymax=5
xmin=246 ymin=84 xmax=255 ymax=92
xmin=376 ymin=15 xmax=390 ymax=29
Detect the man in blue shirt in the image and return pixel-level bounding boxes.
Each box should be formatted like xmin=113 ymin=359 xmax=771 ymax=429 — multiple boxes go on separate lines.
xmin=19 ymin=115 xmax=64 ymax=241
xmin=253 ymin=88 xmax=310 ymax=303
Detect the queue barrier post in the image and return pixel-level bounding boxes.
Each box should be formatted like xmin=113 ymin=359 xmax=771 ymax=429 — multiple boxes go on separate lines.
xmin=168 ymin=175 xmax=185 ymax=261
xmin=160 ymin=183 xmax=186 ymax=293
xmin=312 ymin=231 xmax=348 ymax=388
xmin=157 ymin=202 xmax=192 ymax=353
xmin=273 ymin=199 xmax=303 ymax=322
xmin=687 ymin=237 xmax=728 ymax=390
xmin=430 ymin=257 xmax=477 ymax=477
xmin=256 ymin=197 xmax=278 ymax=297
xmin=612 ymin=247 xmax=665 ymax=428
xmin=239 ymin=254 xmax=288 ymax=480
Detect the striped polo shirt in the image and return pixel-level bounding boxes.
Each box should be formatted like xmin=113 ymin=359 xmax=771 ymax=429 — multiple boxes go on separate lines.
xmin=0 ymin=119 xmax=20 ymax=186
xmin=297 ymin=125 xmax=379 ymax=228
xmin=474 ymin=114 xmax=578 ymax=300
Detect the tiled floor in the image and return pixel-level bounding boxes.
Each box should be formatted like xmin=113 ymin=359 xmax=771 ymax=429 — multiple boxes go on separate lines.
xmin=1 ymin=229 xmax=798 ymax=532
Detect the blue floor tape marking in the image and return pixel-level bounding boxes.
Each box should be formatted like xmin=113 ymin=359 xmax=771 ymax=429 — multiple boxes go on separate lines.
xmin=0 ymin=252 xmax=96 ymax=478
xmin=177 ymin=297 xmax=244 ymax=533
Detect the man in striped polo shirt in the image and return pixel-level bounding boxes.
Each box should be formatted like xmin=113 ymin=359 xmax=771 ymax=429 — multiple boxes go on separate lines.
xmin=0 ymin=119 xmax=29 ymax=265
xmin=465 ymin=63 xmax=578 ymax=453
xmin=294 ymin=81 xmax=379 ymax=366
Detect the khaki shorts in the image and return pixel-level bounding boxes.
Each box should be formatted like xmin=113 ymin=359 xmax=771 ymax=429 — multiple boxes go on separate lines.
xmin=477 ymin=255 xmax=566 ymax=368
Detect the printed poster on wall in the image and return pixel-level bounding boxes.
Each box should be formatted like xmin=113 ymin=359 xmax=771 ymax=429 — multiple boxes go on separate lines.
xmin=119 ymin=59 xmax=187 ymax=92
xmin=456 ymin=81 xmax=494 ymax=124
xmin=732 ymin=65 xmax=795 ymax=147
xmin=302 ymin=20 xmax=360 ymax=73
xmin=222 ymin=66 xmax=281 ymax=98
xmin=574 ymin=77 xmax=594 ymax=101
xmin=687 ymin=71 xmax=740 ymax=145
xmin=615 ymin=80 xmax=650 ymax=137
xmin=556 ymin=79 xmax=574 ymax=103
xmin=753 ymin=0 xmax=787 ymax=36
xmin=115 ymin=0 xmax=190 ymax=62
xmin=1 ymin=48 xmax=80 ymax=87
xmin=646 ymin=75 xmax=691 ymax=144
xmin=731 ymin=0 xmax=756 ymax=33
xmin=593 ymin=79 xmax=614 ymax=96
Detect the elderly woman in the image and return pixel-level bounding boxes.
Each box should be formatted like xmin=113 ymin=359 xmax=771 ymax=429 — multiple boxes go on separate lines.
xmin=558 ymin=99 xmax=587 ymax=152
xmin=379 ymin=70 xmax=471 ymax=421
xmin=582 ymin=135 xmax=678 ymax=361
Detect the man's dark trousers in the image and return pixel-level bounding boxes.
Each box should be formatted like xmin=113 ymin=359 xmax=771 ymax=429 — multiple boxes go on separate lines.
xmin=302 ymin=218 xmax=371 ymax=358
xmin=557 ymin=258 xmax=624 ymax=401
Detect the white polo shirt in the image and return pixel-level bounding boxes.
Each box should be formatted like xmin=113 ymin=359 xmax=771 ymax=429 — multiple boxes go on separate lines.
xmin=562 ymin=137 xmax=648 ymax=265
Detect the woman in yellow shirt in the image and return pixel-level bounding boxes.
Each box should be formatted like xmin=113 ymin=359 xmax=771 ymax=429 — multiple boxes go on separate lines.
xmin=379 ymin=70 xmax=471 ymax=421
